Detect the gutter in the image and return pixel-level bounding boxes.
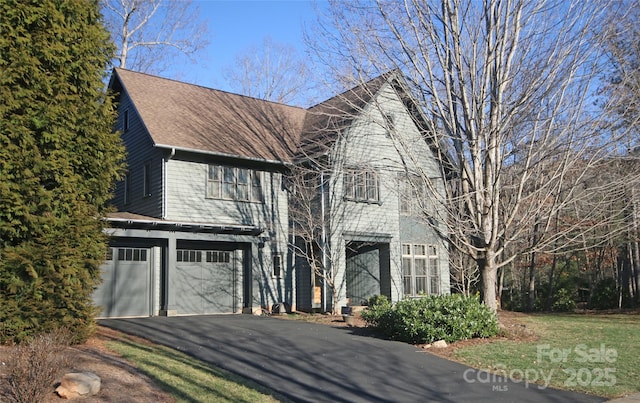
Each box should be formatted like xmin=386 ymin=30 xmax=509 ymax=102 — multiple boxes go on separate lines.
xmin=105 ymin=216 xmax=263 ymax=235
xmin=155 ymin=144 xmax=292 ymax=168
xmin=162 ymin=147 xmax=176 ymax=219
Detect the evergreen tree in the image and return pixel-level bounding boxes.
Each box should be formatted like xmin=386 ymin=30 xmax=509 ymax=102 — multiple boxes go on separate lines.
xmin=0 ymin=0 xmax=124 ymax=343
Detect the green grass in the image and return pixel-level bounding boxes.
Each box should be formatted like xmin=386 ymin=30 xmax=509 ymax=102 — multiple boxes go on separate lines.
xmin=105 ymin=335 xmax=285 ymax=403
xmin=453 ymin=313 xmax=640 ymax=398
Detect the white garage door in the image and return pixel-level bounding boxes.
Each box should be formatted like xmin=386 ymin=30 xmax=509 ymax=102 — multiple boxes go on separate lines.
xmin=174 ymin=249 xmax=239 ymax=315
xmin=94 ymin=247 xmax=151 ymax=318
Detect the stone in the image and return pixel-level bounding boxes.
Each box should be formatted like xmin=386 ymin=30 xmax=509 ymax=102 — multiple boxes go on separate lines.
xmin=432 ymin=340 xmax=448 ymax=348
xmin=55 ymin=371 xmax=101 ymax=400
xmin=343 ymin=314 xmax=355 ymax=326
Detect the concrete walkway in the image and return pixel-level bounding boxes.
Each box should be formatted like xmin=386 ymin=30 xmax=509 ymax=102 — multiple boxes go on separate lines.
xmin=101 ymin=315 xmax=606 ymax=403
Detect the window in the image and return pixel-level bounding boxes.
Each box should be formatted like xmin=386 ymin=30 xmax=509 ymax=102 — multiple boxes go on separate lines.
xmin=123 ymin=109 xmax=129 ymax=132
xmin=123 ymin=173 xmax=130 ymax=204
xmin=400 ymin=174 xmax=427 ymax=216
xmin=273 ymin=253 xmax=282 ymax=278
xmin=143 ymin=163 xmax=151 ymax=197
xmin=384 ymin=113 xmax=395 ymax=137
xmin=237 ymin=168 xmax=249 ymax=201
xmin=207 ymin=165 xmax=263 ymax=202
xmin=344 ymin=167 xmax=379 ymax=203
xmin=117 ymin=248 xmax=148 ymax=262
xmin=177 ymin=250 xmax=202 ymax=262
xmin=206 ymin=251 xmax=231 ymax=263
xmin=402 ymin=244 xmax=439 ymax=296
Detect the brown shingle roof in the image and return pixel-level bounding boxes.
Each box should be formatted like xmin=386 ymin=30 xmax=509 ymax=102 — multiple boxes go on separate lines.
xmin=112 ymin=68 xmax=307 ymax=163
xmin=111 ymin=69 xmax=440 ymax=167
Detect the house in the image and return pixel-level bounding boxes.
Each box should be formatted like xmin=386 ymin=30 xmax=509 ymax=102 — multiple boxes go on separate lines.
xmin=93 ymin=68 xmax=450 ymax=318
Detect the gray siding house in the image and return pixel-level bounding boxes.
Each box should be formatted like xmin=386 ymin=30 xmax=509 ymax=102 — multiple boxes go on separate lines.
xmin=94 ymin=68 xmax=450 ymax=318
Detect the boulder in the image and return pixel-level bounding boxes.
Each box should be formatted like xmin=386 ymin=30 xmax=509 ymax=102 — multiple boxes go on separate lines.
xmin=55 ymin=371 xmax=101 ymax=400
xmin=432 ymin=340 xmax=448 ymax=348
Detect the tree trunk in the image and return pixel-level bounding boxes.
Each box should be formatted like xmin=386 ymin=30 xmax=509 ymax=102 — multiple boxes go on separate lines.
xmin=527 ymin=223 xmax=540 ymax=312
xmin=497 ymin=266 xmax=504 ymax=311
xmin=480 ymin=255 xmax=499 ymax=312
xmin=545 ymin=254 xmax=557 ymax=311
xmin=527 ymin=252 xmax=536 ymax=312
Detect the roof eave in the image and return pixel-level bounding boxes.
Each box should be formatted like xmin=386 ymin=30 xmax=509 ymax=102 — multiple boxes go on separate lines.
xmin=155 ymin=144 xmax=293 ymax=167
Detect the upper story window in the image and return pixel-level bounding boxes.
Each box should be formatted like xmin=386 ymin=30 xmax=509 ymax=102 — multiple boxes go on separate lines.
xmin=123 ymin=109 xmax=129 ymax=132
xmin=207 ymin=164 xmax=263 ymax=202
xmin=143 ymin=163 xmax=152 ymax=197
xmin=384 ymin=113 xmax=395 ymax=137
xmin=399 ymin=174 xmax=427 ymax=216
xmin=343 ymin=167 xmax=379 ymax=203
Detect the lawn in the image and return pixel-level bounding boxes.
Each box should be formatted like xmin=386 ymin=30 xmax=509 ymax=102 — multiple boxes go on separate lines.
xmin=106 ymin=336 xmax=287 ymax=403
xmin=452 ymin=313 xmax=640 ymax=398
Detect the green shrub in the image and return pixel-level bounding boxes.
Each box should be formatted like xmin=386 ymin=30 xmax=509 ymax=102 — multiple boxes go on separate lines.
xmin=590 ymin=278 xmax=619 ymax=309
xmin=361 ymin=294 xmax=498 ymax=344
xmin=360 ymin=295 xmax=391 ymax=326
xmin=551 ymin=288 xmax=577 ymax=312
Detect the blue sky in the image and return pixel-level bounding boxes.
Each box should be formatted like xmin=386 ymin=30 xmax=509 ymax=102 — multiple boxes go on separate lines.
xmin=179 ymin=0 xmax=322 ymax=92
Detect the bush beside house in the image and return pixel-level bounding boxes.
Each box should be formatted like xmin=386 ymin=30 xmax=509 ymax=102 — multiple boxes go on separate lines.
xmin=361 ymin=294 xmax=499 ymax=344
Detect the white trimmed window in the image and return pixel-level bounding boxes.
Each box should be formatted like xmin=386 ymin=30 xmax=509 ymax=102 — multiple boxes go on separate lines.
xmin=400 ymin=175 xmax=427 ymax=216
xmin=344 ymin=167 xmax=379 ymax=203
xmin=402 ymin=244 xmax=440 ymax=296
xmin=207 ymin=165 xmax=263 ymax=202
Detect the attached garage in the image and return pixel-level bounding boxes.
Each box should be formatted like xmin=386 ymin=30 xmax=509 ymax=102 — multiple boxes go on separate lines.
xmin=174 ymin=248 xmax=241 ymax=315
xmin=94 ymin=247 xmax=152 ymax=318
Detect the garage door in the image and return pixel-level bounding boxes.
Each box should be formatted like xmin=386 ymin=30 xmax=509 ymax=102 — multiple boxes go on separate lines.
xmin=174 ymin=249 xmax=239 ymax=315
xmin=93 ymin=247 xmax=151 ymax=318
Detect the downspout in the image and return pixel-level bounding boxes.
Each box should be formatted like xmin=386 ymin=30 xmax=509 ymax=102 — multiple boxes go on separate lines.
xmin=319 ymin=169 xmax=328 ymax=313
xmin=163 ymin=147 xmax=175 ymax=219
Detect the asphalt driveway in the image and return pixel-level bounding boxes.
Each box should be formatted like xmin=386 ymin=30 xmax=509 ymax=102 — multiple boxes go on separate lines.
xmin=100 ymin=315 xmax=604 ymax=403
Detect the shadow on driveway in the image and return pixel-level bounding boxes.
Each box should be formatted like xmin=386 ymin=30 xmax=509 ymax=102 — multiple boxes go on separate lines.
xmin=100 ymin=315 xmax=605 ymax=403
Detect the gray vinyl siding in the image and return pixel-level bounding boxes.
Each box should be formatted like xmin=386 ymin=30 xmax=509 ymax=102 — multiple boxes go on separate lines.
xmin=164 ymin=159 xmax=287 ymax=228
xmin=165 ymin=158 xmax=293 ymax=310
xmin=327 ymin=82 xmax=449 ymax=306
xmin=112 ymin=93 xmax=164 ymax=217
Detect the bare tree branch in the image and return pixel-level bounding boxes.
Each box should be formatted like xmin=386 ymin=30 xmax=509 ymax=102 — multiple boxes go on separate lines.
xmin=222 ymin=36 xmax=316 ymax=106
xmin=309 ymin=0 xmax=640 ymax=310
xmin=102 ymin=0 xmax=209 ymax=74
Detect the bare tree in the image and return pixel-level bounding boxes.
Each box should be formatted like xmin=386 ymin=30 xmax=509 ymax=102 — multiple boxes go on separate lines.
xmin=310 ymin=0 xmax=640 ymax=311
xmin=598 ymin=1 xmax=640 ymax=306
xmin=102 ymin=0 xmax=208 ymax=73
xmin=223 ymin=37 xmax=314 ymax=106
xmin=598 ymin=1 xmax=640 ymax=144
xmin=288 ymin=162 xmax=339 ymax=313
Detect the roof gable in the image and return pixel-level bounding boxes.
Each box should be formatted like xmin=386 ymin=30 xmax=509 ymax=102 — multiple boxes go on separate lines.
xmin=111 ymin=68 xmax=307 ymax=164
xmin=298 ymin=72 xmax=394 ymax=158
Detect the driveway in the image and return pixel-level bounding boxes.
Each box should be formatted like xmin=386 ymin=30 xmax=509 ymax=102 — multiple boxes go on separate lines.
xmin=100 ymin=315 xmax=604 ymax=403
